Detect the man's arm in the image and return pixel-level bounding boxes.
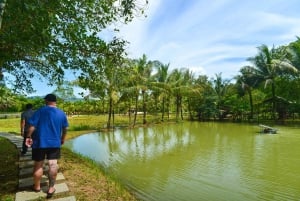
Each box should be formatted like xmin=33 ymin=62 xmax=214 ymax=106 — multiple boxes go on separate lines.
xmin=61 ymin=127 xmax=67 ymax=145
xmin=26 ymin=125 xmax=35 ymax=138
xmin=20 ymin=119 xmax=25 ymax=136
xmin=25 ymin=125 xmax=35 ymax=147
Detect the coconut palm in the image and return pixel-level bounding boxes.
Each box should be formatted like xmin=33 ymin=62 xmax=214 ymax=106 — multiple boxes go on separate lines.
xmin=247 ymin=44 xmax=298 ymax=119
xmin=151 ymin=61 xmax=170 ymax=121
xmin=181 ymin=69 xmax=202 ymax=120
xmin=122 ymin=55 xmax=153 ymax=126
xmin=211 ymin=73 xmax=231 ymax=120
xmin=287 ymin=37 xmax=300 ymax=69
xmin=167 ymin=68 xmax=201 ymax=121
xmin=135 ymin=54 xmax=154 ymax=124
xmin=235 ymin=66 xmax=261 ymax=119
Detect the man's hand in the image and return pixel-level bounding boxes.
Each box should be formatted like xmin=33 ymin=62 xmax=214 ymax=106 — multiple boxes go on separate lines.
xmin=25 ymin=138 xmax=33 ymax=147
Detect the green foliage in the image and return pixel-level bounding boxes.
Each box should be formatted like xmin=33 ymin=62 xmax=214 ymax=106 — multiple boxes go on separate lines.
xmin=0 ymin=0 xmax=148 ymax=93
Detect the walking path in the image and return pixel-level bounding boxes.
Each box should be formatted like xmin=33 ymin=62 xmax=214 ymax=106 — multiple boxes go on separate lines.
xmin=0 ymin=133 xmax=76 ymax=201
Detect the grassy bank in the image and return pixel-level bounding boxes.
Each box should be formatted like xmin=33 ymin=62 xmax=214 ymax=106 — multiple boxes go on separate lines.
xmin=0 ymin=137 xmax=18 ymax=201
xmin=60 ymin=147 xmax=138 ymax=201
xmin=0 ymin=114 xmax=181 ymax=200
xmin=0 ymin=114 xmax=146 ymax=200
xmin=0 ymin=135 xmax=139 ymax=201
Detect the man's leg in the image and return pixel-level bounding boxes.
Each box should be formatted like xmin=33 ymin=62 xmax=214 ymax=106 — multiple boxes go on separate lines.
xmin=33 ymin=160 xmax=44 ymax=190
xmin=48 ymin=159 xmax=58 ymax=193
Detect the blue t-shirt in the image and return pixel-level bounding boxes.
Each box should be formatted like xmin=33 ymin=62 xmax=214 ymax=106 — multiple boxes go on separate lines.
xmin=28 ymin=106 xmax=69 ymax=148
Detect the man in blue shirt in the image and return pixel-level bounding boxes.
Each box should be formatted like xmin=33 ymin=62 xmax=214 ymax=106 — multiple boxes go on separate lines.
xmin=26 ymin=94 xmax=69 ymax=198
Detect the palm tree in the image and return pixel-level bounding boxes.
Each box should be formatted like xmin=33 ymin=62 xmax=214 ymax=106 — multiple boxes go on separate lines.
xmin=133 ymin=54 xmax=153 ymax=124
xmin=235 ymin=66 xmax=261 ymax=119
xmin=123 ymin=55 xmax=153 ymax=126
xmin=287 ymin=37 xmax=300 ymax=69
xmin=167 ymin=68 xmax=201 ymax=121
xmin=247 ymin=44 xmax=298 ymax=119
xmin=211 ymin=73 xmax=231 ymax=120
xmin=168 ymin=69 xmax=185 ymax=121
xmin=182 ymin=69 xmax=202 ymax=120
xmin=151 ymin=61 xmax=170 ymax=121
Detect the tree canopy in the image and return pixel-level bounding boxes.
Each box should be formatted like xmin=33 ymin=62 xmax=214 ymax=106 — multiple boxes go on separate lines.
xmin=0 ymin=0 xmax=148 ymax=93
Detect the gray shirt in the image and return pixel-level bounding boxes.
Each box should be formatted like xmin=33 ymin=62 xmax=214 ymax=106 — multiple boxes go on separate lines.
xmin=21 ymin=109 xmax=35 ymax=132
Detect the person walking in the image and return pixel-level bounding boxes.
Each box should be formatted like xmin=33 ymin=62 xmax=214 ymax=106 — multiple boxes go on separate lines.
xmin=20 ymin=103 xmax=35 ymax=155
xmin=25 ymin=94 xmax=69 ymax=198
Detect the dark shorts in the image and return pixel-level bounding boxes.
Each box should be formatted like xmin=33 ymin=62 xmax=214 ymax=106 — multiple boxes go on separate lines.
xmin=32 ymin=148 xmax=61 ymax=161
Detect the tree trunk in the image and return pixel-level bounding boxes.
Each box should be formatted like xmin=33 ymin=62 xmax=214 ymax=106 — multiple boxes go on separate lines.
xmin=142 ymin=90 xmax=147 ymax=124
xmin=176 ymin=95 xmax=180 ymax=121
xmin=0 ymin=0 xmax=6 ymax=30
xmin=161 ymin=97 xmax=165 ymax=121
xmin=133 ymin=94 xmax=138 ymax=127
xmin=180 ymin=97 xmax=183 ymax=120
xmin=271 ymin=83 xmax=276 ymax=120
xmin=248 ymin=89 xmax=254 ymax=119
xmin=107 ymin=98 xmax=113 ymax=129
xmin=187 ymin=98 xmax=193 ymax=120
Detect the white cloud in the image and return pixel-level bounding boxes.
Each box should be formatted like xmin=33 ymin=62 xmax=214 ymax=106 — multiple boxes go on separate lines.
xmin=29 ymin=0 xmax=300 ymax=95
xmin=124 ymin=0 xmax=300 ymax=80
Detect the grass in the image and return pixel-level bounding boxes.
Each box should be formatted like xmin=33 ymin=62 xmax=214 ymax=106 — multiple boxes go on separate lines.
xmin=0 ymin=113 xmax=177 ymax=134
xmin=0 ymin=118 xmax=20 ymax=134
xmin=0 ymin=113 xmax=181 ymax=200
xmin=0 ymin=137 xmax=18 ymax=201
xmin=0 ymin=114 xmax=147 ymax=201
xmin=0 ymin=135 xmax=139 ymax=201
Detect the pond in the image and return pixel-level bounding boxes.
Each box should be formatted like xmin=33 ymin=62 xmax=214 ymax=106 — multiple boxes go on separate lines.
xmin=65 ymin=122 xmax=300 ymax=201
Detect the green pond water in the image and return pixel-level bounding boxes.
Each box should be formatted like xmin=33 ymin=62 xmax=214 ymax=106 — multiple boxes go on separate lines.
xmin=65 ymin=122 xmax=300 ymax=201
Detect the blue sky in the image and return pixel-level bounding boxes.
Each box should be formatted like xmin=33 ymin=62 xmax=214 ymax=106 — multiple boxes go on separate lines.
xmin=116 ymin=0 xmax=300 ymax=78
xmin=30 ymin=0 xmax=300 ymax=96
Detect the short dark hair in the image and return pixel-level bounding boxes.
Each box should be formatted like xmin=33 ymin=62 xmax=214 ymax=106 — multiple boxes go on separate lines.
xmin=44 ymin=94 xmax=57 ymax=102
xmin=26 ymin=103 xmax=33 ymax=109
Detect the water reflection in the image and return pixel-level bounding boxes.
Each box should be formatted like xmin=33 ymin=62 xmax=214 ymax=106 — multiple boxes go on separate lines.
xmin=65 ymin=122 xmax=300 ymax=201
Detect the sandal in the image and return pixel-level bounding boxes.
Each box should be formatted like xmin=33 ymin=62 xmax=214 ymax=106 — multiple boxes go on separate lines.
xmin=46 ymin=188 xmax=56 ymax=199
xmin=31 ymin=185 xmax=41 ymax=192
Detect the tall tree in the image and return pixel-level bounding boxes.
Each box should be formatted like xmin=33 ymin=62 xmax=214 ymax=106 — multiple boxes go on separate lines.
xmin=194 ymin=75 xmax=215 ymax=120
xmin=131 ymin=54 xmax=153 ymax=124
xmin=211 ymin=73 xmax=230 ymax=120
xmin=168 ymin=68 xmax=199 ymax=121
xmin=0 ymin=0 xmax=148 ymax=93
xmin=235 ymin=66 xmax=261 ymax=119
xmin=152 ymin=61 xmax=170 ymax=121
xmin=287 ymin=37 xmax=300 ymax=70
xmin=247 ymin=44 xmax=298 ymax=119
xmin=52 ymin=81 xmax=76 ymax=101
xmin=77 ymin=38 xmax=127 ymax=129
xmin=185 ymin=70 xmax=203 ymax=120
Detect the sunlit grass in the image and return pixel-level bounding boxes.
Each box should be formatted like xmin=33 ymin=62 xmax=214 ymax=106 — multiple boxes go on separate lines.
xmin=0 ymin=113 xmax=172 ymax=135
xmin=0 ymin=118 xmax=20 ymax=134
xmin=0 ymin=112 xmax=183 ymax=143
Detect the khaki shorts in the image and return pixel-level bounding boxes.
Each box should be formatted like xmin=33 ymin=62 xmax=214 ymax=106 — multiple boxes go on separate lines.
xmin=32 ymin=148 xmax=61 ymax=161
